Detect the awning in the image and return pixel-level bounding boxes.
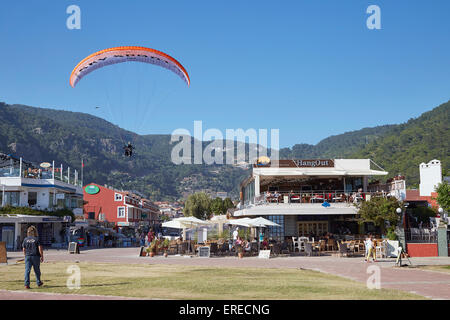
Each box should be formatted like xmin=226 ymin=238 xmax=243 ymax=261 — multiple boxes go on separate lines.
xmin=233 ymin=203 xmax=358 ymax=217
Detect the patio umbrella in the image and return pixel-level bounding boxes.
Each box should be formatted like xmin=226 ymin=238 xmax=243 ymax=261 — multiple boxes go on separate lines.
xmin=246 ymin=217 xmax=280 ymax=253
xmin=161 ymin=220 xmax=186 ymax=229
xmin=249 ymin=217 xmax=280 ymax=227
xmin=209 ymin=215 xmax=228 ymax=235
xmin=163 ymin=217 xmax=210 ymax=254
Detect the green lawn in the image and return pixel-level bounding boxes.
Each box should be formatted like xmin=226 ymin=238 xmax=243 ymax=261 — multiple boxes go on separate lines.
xmin=0 ymin=261 xmax=426 ymax=300
xmin=418 ymin=265 xmax=450 ymax=274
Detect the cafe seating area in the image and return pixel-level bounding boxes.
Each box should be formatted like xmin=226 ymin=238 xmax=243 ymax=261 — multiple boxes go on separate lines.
xmin=153 ymin=234 xmax=388 ymax=259
xmin=262 ymin=190 xmax=387 ymax=205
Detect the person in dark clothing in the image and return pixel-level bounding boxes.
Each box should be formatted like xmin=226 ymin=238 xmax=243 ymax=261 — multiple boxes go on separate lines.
xmin=124 ymin=142 xmax=134 ymax=157
xmin=22 ymin=226 xmax=44 ymax=289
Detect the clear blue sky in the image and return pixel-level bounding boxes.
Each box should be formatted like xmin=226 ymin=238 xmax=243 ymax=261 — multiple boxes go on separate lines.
xmin=0 ymin=0 xmax=449 ymax=148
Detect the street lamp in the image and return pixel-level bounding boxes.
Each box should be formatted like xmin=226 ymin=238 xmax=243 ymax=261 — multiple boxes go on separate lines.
xmin=438 ymin=207 xmax=448 ymax=225
xmin=396 ymin=208 xmax=402 ymax=214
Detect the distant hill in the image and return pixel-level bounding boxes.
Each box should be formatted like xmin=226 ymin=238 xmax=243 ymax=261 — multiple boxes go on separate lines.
xmin=0 ymin=100 xmax=448 ymax=199
xmin=280 ymin=100 xmax=450 ymax=186
xmin=0 ymin=102 xmax=248 ymax=201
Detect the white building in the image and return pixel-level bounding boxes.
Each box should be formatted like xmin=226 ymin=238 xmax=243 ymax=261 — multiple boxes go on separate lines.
xmin=419 ymin=159 xmax=442 ymax=197
xmin=0 ymin=154 xmax=83 ymax=250
xmin=234 ymin=159 xmax=391 ymax=239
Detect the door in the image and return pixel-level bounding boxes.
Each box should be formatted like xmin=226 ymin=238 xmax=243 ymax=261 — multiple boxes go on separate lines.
xmin=1 ymin=226 xmax=15 ymax=250
xmin=298 ymin=221 xmax=328 ymax=237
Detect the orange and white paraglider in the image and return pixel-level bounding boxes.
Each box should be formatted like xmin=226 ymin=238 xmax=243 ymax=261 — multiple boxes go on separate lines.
xmin=69 ymin=46 xmax=190 ymax=88
xmin=69 ymin=46 xmax=190 ymax=157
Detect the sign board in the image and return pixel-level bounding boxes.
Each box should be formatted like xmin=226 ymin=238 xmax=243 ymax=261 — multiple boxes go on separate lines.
xmin=56 ymin=193 xmax=65 ymax=200
xmin=198 ymin=246 xmax=210 ymax=258
xmin=68 ymin=242 xmax=79 ymax=254
xmin=295 ymin=159 xmax=334 ymax=168
xmin=258 ymin=249 xmax=271 ymax=259
xmin=40 ymin=162 xmax=51 ymax=168
xmin=42 ymin=217 xmax=62 ymax=222
xmin=0 ymin=242 xmax=6 ymax=264
xmin=386 ymin=240 xmax=399 ymax=258
xmin=85 ymin=185 xmax=100 ymax=195
xmin=117 ymin=222 xmax=130 ymax=227
xmin=254 ymin=159 xmax=335 ymax=168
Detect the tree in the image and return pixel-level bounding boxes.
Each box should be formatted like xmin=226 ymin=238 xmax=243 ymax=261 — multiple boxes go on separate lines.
xmin=435 ymin=182 xmax=450 ymax=212
xmin=223 ymin=198 xmax=235 ymax=211
xmin=210 ymin=197 xmax=225 ymax=215
xmin=356 ymin=197 xmax=402 ymax=235
xmin=184 ymin=193 xmax=212 ymax=220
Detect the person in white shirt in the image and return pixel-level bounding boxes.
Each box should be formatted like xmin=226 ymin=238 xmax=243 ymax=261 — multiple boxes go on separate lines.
xmin=365 ymin=235 xmax=376 ymax=262
xmin=233 ymin=227 xmax=239 ymax=244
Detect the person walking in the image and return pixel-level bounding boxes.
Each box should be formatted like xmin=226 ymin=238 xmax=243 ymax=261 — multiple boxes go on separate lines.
xmin=22 ymin=226 xmax=44 ymax=289
xmin=365 ymin=235 xmax=376 ymax=263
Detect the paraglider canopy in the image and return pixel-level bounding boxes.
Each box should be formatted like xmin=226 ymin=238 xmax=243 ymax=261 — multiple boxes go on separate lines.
xmin=69 ymin=46 xmax=190 ymax=88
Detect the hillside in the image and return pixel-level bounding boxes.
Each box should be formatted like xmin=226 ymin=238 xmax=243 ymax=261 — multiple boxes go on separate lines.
xmin=0 ymin=102 xmax=249 ymax=201
xmin=280 ymin=100 xmax=450 ymax=186
xmin=0 ymin=100 xmax=448 ymax=199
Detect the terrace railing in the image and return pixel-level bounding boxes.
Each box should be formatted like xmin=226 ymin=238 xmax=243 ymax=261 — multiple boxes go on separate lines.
xmin=245 ymin=190 xmax=389 ymax=208
xmin=405 ymin=228 xmax=437 ymax=243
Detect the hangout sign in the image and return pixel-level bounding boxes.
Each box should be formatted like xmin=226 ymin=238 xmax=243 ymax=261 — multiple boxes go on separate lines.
xmin=85 ymin=185 xmax=100 ymax=195
xmin=295 ymin=159 xmax=334 ymax=168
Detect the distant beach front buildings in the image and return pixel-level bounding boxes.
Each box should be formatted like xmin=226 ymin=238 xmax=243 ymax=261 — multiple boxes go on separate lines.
xmin=0 ymin=153 xmax=83 ymax=250
xmin=233 ymin=158 xmax=444 ymax=241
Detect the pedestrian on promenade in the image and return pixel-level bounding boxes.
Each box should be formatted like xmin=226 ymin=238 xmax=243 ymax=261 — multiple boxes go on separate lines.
xmin=22 ymin=226 xmax=44 ymax=289
xmin=233 ymin=227 xmax=239 ymax=245
xmin=365 ymin=235 xmax=376 ymax=263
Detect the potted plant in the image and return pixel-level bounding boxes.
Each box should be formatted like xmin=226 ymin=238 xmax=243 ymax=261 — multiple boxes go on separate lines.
xmin=148 ymin=239 xmax=158 ymax=257
xmin=161 ymin=238 xmax=170 ymax=257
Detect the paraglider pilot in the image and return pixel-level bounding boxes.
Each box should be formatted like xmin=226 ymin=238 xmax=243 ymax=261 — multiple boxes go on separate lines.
xmin=124 ymin=142 xmax=133 ymax=157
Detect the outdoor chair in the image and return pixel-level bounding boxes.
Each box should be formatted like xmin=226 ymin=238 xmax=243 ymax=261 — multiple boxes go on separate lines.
xmin=218 ymin=242 xmax=228 ymax=256
xmin=319 ymin=240 xmax=326 ymax=252
xmin=250 ymin=242 xmax=259 ymax=256
xmin=326 ymin=239 xmax=336 ymax=251
xmin=376 ymin=240 xmax=386 ymax=259
xmin=280 ymin=241 xmax=290 ymax=254
xmin=337 ymin=242 xmax=349 ymax=257
xmin=209 ymin=242 xmax=218 ymax=256
xmin=304 ymin=243 xmax=318 ymax=256
xmin=292 ymin=237 xmax=300 ymax=253
xmin=271 ymin=243 xmax=281 ymax=256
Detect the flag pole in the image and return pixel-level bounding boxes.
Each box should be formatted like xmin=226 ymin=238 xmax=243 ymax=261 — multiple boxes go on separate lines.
xmin=81 ymin=157 xmax=84 ymax=187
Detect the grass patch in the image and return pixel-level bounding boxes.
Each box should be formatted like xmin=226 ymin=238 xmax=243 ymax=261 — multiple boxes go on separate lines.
xmin=417 ymin=265 xmax=450 ymax=274
xmin=0 ymin=261 xmax=426 ymax=300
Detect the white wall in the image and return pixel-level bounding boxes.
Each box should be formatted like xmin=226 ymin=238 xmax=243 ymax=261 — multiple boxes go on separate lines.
xmin=419 ymin=159 xmax=442 ymax=196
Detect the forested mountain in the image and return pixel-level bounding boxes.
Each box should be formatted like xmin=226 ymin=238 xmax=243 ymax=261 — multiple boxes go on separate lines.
xmin=0 ymin=100 xmax=448 ymax=200
xmin=0 ymin=102 xmax=248 ymax=201
xmin=280 ymin=100 xmax=449 ymax=186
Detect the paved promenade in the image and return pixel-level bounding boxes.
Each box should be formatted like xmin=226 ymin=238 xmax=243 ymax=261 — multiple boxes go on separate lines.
xmin=3 ymin=247 xmax=450 ymax=300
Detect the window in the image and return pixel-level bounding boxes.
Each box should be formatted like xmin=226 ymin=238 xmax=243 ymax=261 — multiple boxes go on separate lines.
xmin=267 ymin=215 xmax=284 ymax=241
xmin=4 ymin=192 xmax=20 ymax=206
xmin=117 ymin=207 xmax=126 ymax=218
xmin=28 ymin=192 xmax=37 ymax=206
xmin=48 ymin=192 xmax=54 ymax=207
xmin=115 ymin=193 xmax=123 ymax=201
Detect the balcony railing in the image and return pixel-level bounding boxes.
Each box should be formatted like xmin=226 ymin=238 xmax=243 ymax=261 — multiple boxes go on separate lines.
xmin=244 ymin=190 xmax=389 ymax=208
xmin=1 ymin=167 xmax=82 ymax=188
xmin=405 ymin=228 xmax=437 ymax=243
xmin=0 ymin=168 xmax=21 ymax=177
